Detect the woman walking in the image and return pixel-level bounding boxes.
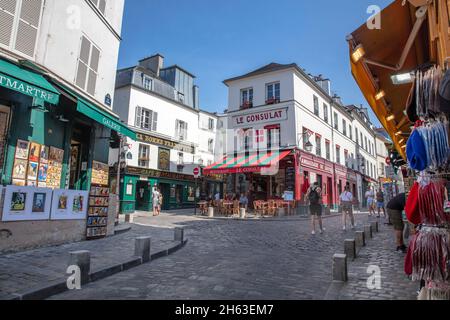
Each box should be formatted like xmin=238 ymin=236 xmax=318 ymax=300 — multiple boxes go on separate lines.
xmin=340 ymin=185 xmax=355 ymax=231
xmin=306 ymin=182 xmax=324 ymax=235
xmin=152 ymin=187 xmax=161 ymax=216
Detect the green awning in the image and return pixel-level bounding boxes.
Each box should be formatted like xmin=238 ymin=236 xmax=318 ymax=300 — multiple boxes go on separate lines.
xmin=0 ymin=58 xmax=59 ymax=104
xmin=76 ymin=98 xmax=137 ymax=141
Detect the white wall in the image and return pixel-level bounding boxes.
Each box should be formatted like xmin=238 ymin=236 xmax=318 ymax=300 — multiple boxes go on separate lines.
xmin=35 ymin=0 xmax=124 ymax=109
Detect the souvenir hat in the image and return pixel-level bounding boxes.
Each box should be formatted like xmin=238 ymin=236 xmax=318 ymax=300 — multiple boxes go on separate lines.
xmin=406 ymin=130 xmax=428 ymax=171
xmin=405 ymin=182 xmax=421 ymax=225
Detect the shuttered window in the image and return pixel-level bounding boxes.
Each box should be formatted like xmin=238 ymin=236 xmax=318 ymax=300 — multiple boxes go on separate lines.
xmin=90 ymin=0 xmax=106 ymax=16
xmin=75 ymin=35 xmax=100 ymax=96
xmin=135 ymin=106 xmax=158 ymax=132
xmin=175 ymin=120 xmax=188 ymax=141
xmin=0 ymin=0 xmax=43 ymax=58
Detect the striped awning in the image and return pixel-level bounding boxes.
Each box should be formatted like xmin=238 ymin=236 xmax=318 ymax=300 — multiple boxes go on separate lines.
xmin=203 ymin=150 xmax=292 ymax=175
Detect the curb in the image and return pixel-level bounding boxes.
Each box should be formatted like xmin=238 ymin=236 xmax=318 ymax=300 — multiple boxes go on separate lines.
xmin=114 ymin=224 xmax=132 ymax=235
xmin=10 ymin=239 xmax=188 ymax=300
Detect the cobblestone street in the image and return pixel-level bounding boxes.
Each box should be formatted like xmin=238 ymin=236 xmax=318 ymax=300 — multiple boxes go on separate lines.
xmin=43 ymin=211 xmax=418 ymax=300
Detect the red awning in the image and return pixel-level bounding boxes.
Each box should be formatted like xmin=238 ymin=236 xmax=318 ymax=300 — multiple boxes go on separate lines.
xmin=204 ymin=150 xmax=292 ymax=175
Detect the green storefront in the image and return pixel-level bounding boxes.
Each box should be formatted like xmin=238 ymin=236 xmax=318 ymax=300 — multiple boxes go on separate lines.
xmin=0 ymin=57 xmax=136 ymax=190
xmin=119 ymin=166 xmax=198 ymax=213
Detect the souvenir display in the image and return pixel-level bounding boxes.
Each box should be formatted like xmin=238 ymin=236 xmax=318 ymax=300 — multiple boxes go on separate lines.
xmin=38 ymin=164 xmax=48 ymax=182
xmin=49 ymin=146 xmax=64 ymax=162
xmin=91 ymin=161 xmax=109 ymax=186
xmin=12 ymin=179 xmax=26 ymax=187
xmin=50 ymin=189 xmax=88 ymax=221
xmin=87 ymin=163 xmax=110 ymax=239
xmin=28 ymin=142 xmax=41 ymax=163
xmin=15 ymin=140 xmax=29 ymax=160
xmin=2 ymin=186 xmax=52 ymax=221
xmin=40 ymin=146 xmax=49 ymax=164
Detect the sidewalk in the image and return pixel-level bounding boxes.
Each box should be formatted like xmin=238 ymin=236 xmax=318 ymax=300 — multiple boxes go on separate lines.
xmin=0 ymin=224 xmax=179 ymax=300
xmin=335 ymin=218 xmax=418 ymax=300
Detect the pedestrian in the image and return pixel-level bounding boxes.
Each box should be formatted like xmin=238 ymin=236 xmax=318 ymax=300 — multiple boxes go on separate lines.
xmin=152 ymin=187 xmax=161 ymax=217
xmin=306 ymin=182 xmax=324 ymax=235
xmin=376 ymin=189 xmax=386 ymax=218
xmin=340 ymin=185 xmax=355 ymax=231
xmin=386 ymin=193 xmax=407 ymax=253
xmin=239 ymin=193 xmax=249 ymax=210
xmin=365 ymin=187 xmax=376 ymax=216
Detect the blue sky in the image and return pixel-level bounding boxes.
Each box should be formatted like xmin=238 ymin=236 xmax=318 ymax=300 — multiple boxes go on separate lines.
xmin=118 ymin=0 xmax=393 ymax=126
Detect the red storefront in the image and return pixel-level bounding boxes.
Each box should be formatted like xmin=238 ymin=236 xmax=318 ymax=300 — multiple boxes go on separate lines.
xmin=299 ymin=151 xmax=335 ymax=208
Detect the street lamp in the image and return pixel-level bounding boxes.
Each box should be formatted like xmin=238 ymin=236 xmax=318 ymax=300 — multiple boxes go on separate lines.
xmin=299 ymin=132 xmax=314 ymax=153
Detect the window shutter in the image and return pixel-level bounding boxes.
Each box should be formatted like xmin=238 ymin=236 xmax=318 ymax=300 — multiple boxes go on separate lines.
xmin=152 ymin=112 xmax=158 ymax=131
xmin=175 ymin=120 xmax=179 ymax=138
xmin=14 ymin=0 xmax=42 ymax=57
xmin=98 ymin=0 xmax=106 ymax=15
xmin=184 ymin=123 xmax=188 ymax=140
xmin=0 ymin=0 xmax=16 ymax=47
xmin=135 ymin=106 xmax=142 ymax=127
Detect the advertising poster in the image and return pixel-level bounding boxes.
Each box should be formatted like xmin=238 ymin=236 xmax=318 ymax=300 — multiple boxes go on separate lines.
xmin=12 ymin=159 xmax=27 ymax=180
xmin=50 ymin=189 xmax=89 ymax=220
xmin=15 ymin=140 xmax=30 ymax=160
xmin=2 ymin=186 xmax=52 ymax=221
xmin=28 ymin=142 xmax=41 ymax=162
xmin=27 ymin=162 xmax=39 ymax=181
xmin=38 ymin=164 xmax=48 ymax=182
xmin=40 ymin=146 xmax=49 ymax=164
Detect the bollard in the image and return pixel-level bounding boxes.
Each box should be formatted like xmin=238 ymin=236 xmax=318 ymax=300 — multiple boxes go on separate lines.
xmin=240 ymin=208 xmax=246 ymax=219
xmin=364 ymin=225 xmax=373 ymax=240
xmin=355 ymin=231 xmax=366 ymax=248
xmin=332 ymin=254 xmax=348 ymax=282
xmin=69 ymin=250 xmax=91 ymax=285
xmin=135 ymin=237 xmax=151 ymax=263
xmin=208 ymin=207 xmax=214 ymax=218
xmin=371 ymin=221 xmax=379 ymax=233
xmin=174 ymin=227 xmax=184 ymax=242
xmin=344 ymin=239 xmax=357 ymax=260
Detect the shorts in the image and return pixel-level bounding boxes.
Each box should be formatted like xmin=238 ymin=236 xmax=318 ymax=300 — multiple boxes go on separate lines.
xmin=377 ymin=202 xmax=385 ymax=209
xmin=387 ymin=208 xmax=404 ymax=231
xmin=367 ymin=199 xmax=375 ymax=207
xmin=310 ymin=204 xmax=322 ymax=216
xmin=341 ymin=202 xmax=353 ymax=212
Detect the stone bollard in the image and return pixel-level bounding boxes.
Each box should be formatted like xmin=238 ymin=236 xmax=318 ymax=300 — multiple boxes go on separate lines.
xmin=240 ymin=208 xmax=246 ymax=219
xmin=68 ymin=250 xmax=91 ymax=285
xmin=125 ymin=213 xmax=134 ymax=223
xmin=371 ymin=221 xmax=379 ymax=233
xmin=364 ymin=225 xmax=373 ymax=240
xmin=344 ymin=239 xmax=357 ymax=260
xmin=332 ymin=254 xmax=348 ymax=282
xmin=135 ymin=237 xmax=151 ymax=263
xmin=174 ymin=227 xmax=184 ymax=242
xmin=355 ymin=231 xmax=366 ymax=248
xmin=208 ymin=207 xmax=214 ymax=218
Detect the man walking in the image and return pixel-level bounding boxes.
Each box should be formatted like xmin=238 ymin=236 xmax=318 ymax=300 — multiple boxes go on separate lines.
xmin=376 ymin=188 xmax=386 ymax=218
xmin=365 ymin=187 xmax=376 ymax=216
xmin=306 ymin=182 xmax=324 ymax=235
xmin=386 ymin=193 xmax=407 ymax=253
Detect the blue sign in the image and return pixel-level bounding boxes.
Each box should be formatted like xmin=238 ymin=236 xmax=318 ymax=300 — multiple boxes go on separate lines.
xmin=104 ymin=94 xmax=112 ymax=106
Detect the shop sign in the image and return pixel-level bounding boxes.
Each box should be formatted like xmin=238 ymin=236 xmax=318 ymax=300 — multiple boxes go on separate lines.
xmin=136 ymin=133 xmax=195 ymax=154
xmin=233 ymin=108 xmax=288 ymax=127
xmin=301 ymin=158 xmax=330 ymax=173
xmin=102 ymin=117 xmax=122 ymax=132
xmin=0 ymin=73 xmax=59 ymax=104
xmin=126 ymin=166 xmax=196 ymax=182
xmin=158 ymin=148 xmax=171 ymax=171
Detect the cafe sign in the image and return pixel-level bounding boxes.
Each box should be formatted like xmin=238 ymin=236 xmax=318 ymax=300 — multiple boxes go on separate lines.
xmin=136 ymin=133 xmax=195 ymax=154
xmin=0 ymin=73 xmax=59 ymax=104
xmin=126 ymin=166 xmax=196 ymax=182
xmin=233 ymin=108 xmax=288 ymax=127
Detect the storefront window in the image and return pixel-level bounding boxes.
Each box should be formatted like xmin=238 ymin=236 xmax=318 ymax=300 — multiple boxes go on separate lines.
xmin=267 ymin=125 xmax=280 ymax=150
xmin=0 ymin=106 xmax=11 ymax=175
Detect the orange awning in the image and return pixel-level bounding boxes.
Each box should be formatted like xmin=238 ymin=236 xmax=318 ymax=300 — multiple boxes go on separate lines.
xmin=347 ymin=0 xmax=431 ymax=159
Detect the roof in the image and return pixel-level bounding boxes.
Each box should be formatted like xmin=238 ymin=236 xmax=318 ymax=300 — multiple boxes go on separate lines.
xmin=223 ymin=63 xmax=297 ymax=84
xmin=161 ymin=65 xmax=196 ymax=79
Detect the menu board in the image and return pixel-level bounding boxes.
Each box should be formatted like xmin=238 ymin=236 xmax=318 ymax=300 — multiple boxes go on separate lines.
xmin=285 ymin=167 xmax=296 ymax=192
xmin=12 ymin=140 xmax=64 ymax=189
xmin=87 ymin=161 xmax=110 ymax=239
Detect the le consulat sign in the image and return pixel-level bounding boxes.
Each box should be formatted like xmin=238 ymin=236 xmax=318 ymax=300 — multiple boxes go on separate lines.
xmin=136 ymin=132 xmax=195 ymax=154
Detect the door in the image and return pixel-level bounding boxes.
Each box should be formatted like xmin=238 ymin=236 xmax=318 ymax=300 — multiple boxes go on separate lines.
xmin=136 ymin=181 xmax=150 ymax=211
xmin=327 ymin=177 xmax=333 ymax=207
xmin=70 ymin=122 xmax=91 ymax=190
xmin=160 ymin=183 xmax=171 ymax=211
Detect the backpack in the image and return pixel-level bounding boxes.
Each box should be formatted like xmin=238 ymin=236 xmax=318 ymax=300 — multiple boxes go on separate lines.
xmin=308 ymin=188 xmax=320 ymax=205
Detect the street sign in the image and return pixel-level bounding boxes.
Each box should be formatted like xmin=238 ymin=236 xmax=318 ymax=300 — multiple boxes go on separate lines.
xmin=193 ymin=167 xmax=201 ymax=179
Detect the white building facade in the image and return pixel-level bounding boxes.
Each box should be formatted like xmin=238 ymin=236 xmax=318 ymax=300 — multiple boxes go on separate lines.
xmin=205 ymin=63 xmax=379 ymax=209
xmin=111 ymin=55 xmax=222 ymax=212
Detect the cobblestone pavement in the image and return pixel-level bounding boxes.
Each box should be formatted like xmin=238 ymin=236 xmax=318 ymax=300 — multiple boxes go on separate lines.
xmin=0 ymin=224 xmax=178 ymax=300
xmin=337 ymin=218 xmax=418 ymax=300
xmin=49 ymin=211 xmax=416 ymax=300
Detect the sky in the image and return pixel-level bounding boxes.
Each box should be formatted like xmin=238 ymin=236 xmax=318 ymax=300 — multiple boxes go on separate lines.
xmin=117 ymin=0 xmax=393 ymax=127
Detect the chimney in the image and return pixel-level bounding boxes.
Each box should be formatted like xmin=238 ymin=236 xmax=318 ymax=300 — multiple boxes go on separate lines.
xmin=139 ymin=54 xmax=164 ymax=77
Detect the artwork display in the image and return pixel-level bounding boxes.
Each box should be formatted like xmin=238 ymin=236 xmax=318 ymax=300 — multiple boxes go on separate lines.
xmin=12 ymin=159 xmax=28 ymax=179
xmin=87 ymin=166 xmax=110 ymax=239
xmin=27 ymin=161 xmax=39 ymax=181
xmin=50 ymin=189 xmax=89 ymax=221
xmin=91 ymin=161 xmax=109 ymax=186
xmin=40 ymin=146 xmax=49 ymax=164
xmin=49 ymin=147 xmax=64 ymax=162
xmin=15 ymin=140 xmax=29 ymax=160
xmin=38 ymin=164 xmax=48 ymax=182
xmin=28 ymin=142 xmax=41 ymax=162
xmin=2 ymin=186 xmax=52 ymax=221
xmin=12 ymin=179 xmax=26 ymax=187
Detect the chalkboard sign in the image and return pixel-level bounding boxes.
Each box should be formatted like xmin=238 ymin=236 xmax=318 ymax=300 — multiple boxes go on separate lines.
xmin=285 ymin=167 xmax=295 ymax=192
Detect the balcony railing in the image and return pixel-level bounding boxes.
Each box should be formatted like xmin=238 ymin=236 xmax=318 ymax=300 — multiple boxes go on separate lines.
xmin=240 ymin=101 xmax=253 ymax=109
xmin=266 ymin=98 xmax=280 ymax=105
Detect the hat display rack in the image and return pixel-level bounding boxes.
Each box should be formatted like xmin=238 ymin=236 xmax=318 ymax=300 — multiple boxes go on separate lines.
xmin=404 ymin=60 xmax=450 ymax=300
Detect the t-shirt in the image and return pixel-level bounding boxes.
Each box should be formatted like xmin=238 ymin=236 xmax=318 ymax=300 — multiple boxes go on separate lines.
xmin=376 ymin=192 xmax=384 ymax=202
xmin=152 ymin=190 xmax=160 ymax=203
xmin=365 ymin=191 xmax=375 ymax=200
xmin=214 ymin=193 xmax=220 ymax=201
xmin=340 ymin=191 xmax=353 ymax=202
xmin=387 ymin=193 xmax=406 ymax=211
